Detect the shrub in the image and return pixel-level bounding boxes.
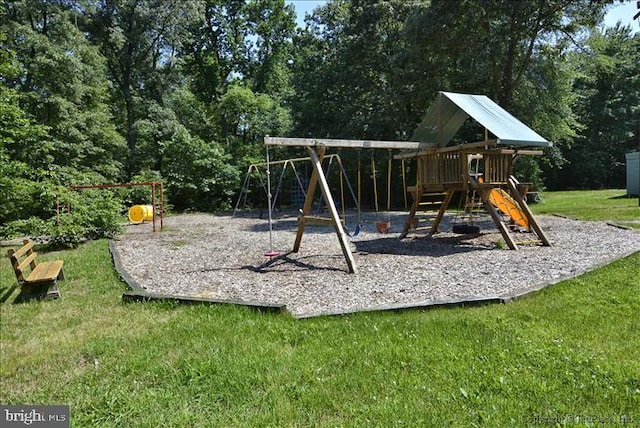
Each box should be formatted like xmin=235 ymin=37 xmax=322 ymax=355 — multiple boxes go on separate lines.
xmin=0 ymin=190 xmax=124 ymax=248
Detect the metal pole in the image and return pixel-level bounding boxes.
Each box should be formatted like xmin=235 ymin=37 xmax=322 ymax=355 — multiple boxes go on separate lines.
xmin=265 ymin=145 xmax=278 ymax=256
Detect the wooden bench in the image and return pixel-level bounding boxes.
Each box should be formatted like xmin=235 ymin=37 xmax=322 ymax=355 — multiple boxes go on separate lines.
xmin=7 ymin=239 xmax=64 ymax=300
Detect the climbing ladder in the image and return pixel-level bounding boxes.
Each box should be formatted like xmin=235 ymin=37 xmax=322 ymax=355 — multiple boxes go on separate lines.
xmin=400 ymin=188 xmax=455 ymax=238
xmin=458 ymin=188 xmax=486 ymax=225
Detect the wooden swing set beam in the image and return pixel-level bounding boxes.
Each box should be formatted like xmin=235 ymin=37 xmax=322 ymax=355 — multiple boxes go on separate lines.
xmin=265 ymin=136 xmax=436 ymax=150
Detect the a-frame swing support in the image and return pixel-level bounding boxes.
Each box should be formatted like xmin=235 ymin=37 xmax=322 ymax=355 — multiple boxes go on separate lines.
xmin=294 ymin=146 xmax=358 ymax=273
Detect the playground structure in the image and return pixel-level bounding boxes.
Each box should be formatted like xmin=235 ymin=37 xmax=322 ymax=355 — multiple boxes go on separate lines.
xmin=395 ymin=143 xmax=549 ymax=249
xmin=264 ymin=91 xmax=553 ymax=273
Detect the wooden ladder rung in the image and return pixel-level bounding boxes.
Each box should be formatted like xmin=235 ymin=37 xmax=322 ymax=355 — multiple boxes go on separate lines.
xmin=515 ymin=239 xmax=542 ymax=245
xmin=416 ymin=218 xmax=435 ymax=223
xmin=414 ymin=226 xmax=433 ymax=231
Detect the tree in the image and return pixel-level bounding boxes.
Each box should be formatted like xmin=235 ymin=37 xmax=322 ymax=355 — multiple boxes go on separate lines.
xmin=87 ymin=0 xmax=203 ymax=177
xmin=2 ymin=0 xmax=126 ymax=182
xmin=218 ymin=83 xmax=292 ymax=163
xmin=245 ymin=0 xmax=296 ymax=97
xmin=405 ymin=0 xmax=610 ymax=108
xmin=291 ymin=0 xmax=422 ymax=140
xmin=558 ymin=26 xmax=640 ymax=189
xmin=162 ymin=130 xmax=239 ymax=211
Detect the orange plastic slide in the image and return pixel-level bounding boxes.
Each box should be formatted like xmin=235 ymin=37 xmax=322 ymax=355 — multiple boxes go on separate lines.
xmin=488 ymin=189 xmax=529 ymax=229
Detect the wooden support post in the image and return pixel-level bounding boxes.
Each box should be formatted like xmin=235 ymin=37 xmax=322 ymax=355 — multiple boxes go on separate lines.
xmin=470 ymin=178 xmax=518 ymax=250
xmin=293 ymin=147 xmax=325 ymax=252
xmin=400 ymin=187 xmax=421 ymax=239
xmin=151 ymin=182 xmax=156 ymax=233
xmin=315 ymin=147 xmax=358 ymax=273
xmin=508 ymin=176 xmax=551 ymax=246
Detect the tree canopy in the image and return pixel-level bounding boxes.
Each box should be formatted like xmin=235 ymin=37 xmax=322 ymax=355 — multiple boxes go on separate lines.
xmin=1 ymin=0 xmax=637 ymax=240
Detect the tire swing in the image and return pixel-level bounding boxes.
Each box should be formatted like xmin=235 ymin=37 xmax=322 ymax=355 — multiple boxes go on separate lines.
xmin=452 ymin=223 xmax=481 ymax=235
xmin=451 ymin=189 xmax=481 ymax=235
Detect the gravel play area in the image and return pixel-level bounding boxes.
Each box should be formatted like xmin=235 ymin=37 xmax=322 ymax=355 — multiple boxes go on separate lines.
xmin=110 ymin=211 xmax=640 ymax=318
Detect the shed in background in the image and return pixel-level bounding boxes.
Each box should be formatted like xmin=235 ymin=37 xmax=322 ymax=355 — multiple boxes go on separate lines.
xmin=626 ymin=152 xmax=639 ymax=196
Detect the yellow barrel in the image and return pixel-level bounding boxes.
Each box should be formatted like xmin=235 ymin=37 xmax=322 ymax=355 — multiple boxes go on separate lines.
xmin=128 ymin=205 xmax=154 ymax=224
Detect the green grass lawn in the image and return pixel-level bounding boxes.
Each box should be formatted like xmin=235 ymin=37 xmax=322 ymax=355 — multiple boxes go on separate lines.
xmin=1 ymin=190 xmax=638 ymax=426
xmin=531 ymin=189 xmax=640 ymax=228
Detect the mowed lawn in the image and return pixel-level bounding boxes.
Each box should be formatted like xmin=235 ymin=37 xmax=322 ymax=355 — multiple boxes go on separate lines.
xmin=1 ymin=190 xmax=639 ymax=426
xmin=531 ymin=188 xmax=640 ymax=228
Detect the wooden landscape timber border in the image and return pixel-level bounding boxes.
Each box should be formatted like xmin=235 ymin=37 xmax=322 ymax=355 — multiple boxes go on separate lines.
xmin=108 ymin=234 xmax=640 ymax=319
xmin=108 ymin=241 xmax=285 ymax=313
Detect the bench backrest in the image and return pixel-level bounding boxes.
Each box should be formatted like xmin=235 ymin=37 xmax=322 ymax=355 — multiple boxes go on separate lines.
xmin=7 ymin=239 xmax=38 ymax=283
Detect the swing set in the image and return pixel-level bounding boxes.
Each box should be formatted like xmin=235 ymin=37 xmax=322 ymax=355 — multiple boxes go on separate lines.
xmin=262 ymin=137 xmax=433 ymax=273
xmin=234 ymin=150 xmax=410 ymax=237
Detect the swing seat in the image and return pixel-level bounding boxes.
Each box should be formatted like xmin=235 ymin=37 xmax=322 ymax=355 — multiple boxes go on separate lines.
xmin=347 ymin=224 xmax=361 ymax=237
xmin=376 ymin=221 xmax=391 ymax=234
xmin=452 ymin=224 xmax=480 ymax=235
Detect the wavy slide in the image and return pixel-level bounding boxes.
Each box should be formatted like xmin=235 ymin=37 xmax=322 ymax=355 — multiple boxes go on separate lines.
xmin=488 ymin=189 xmax=529 ymax=229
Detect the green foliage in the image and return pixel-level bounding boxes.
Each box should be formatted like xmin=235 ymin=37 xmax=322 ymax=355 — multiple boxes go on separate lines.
xmin=558 ymin=26 xmax=640 ymax=190
xmin=123 ymin=170 xmax=164 ymax=207
xmin=513 ymin=156 xmax=545 ymax=191
xmin=3 ymin=1 xmax=126 ymax=181
xmin=166 ymin=86 xmax=217 ymax=143
xmin=87 ymin=0 xmax=203 ymax=176
xmin=0 ymin=32 xmax=53 ymax=223
xmin=162 ymin=132 xmax=239 ymax=211
xmin=0 ymin=189 xmax=124 ymax=248
xmin=292 ymin=0 xmax=419 ymax=140
xmin=0 ymin=148 xmax=61 ymax=224
xmin=0 ymin=0 xmax=633 ymax=214
xmin=219 ymin=83 xmax=292 ymax=162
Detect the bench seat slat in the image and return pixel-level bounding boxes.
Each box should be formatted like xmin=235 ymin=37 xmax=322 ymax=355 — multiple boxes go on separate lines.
xmin=26 ymin=261 xmax=64 ymax=283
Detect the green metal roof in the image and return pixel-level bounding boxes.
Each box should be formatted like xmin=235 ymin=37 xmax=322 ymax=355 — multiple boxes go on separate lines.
xmin=412 ymin=91 xmax=552 ymax=148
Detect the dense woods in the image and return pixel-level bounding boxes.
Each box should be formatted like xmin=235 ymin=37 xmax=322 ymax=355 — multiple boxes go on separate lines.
xmin=1 ymin=0 xmax=639 ymax=243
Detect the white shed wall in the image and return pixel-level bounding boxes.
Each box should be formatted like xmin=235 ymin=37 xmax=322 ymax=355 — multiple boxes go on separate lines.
xmin=626 ymin=152 xmax=640 ymax=196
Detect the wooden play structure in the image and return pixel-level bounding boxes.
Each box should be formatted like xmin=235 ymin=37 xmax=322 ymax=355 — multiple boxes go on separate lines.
xmin=395 ymin=143 xmax=550 ymax=249
xmin=265 ymin=91 xmax=553 ymax=273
